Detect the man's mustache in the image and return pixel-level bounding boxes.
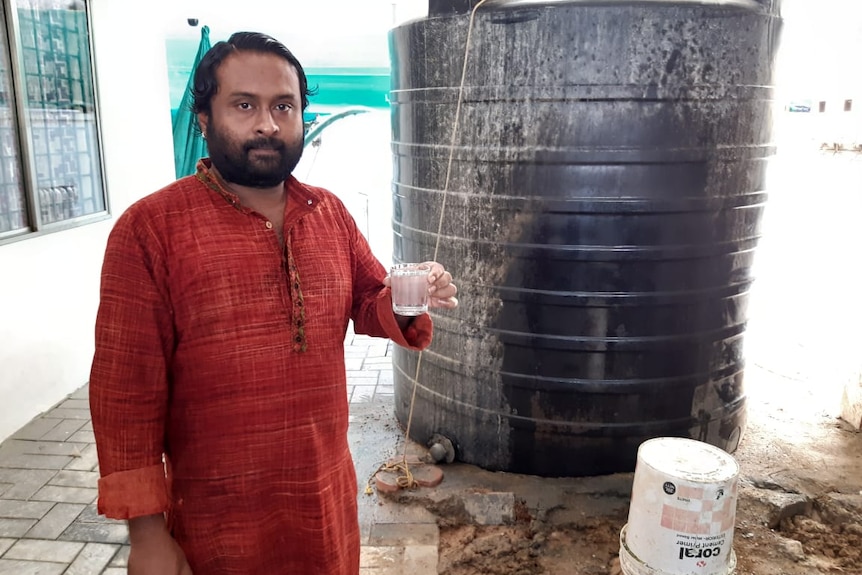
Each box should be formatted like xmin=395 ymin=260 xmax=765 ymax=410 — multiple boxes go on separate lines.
xmin=244 ymin=138 xmax=285 ymax=151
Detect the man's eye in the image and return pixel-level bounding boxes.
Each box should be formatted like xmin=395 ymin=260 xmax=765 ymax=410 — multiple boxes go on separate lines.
xmin=275 ymin=104 xmax=292 ymax=112
xmin=238 ymin=103 xmax=252 ymax=110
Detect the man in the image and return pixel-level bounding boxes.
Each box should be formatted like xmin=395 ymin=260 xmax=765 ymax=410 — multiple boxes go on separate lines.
xmin=89 ymin=31 xmax=457 ymax=575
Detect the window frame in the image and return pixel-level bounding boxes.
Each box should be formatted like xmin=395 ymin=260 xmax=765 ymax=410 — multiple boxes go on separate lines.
xmin=0 ymin=0 xmax=109 ymax=246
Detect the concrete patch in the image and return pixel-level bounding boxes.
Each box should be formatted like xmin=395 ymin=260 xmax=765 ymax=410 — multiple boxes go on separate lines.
xmin=462 ymin=492 xmax=515 ymax=525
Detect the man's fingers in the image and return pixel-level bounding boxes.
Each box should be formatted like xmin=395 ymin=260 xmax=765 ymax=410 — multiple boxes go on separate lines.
xmin=429 ymin=296 xmax=459 ymax=309
xmin=431 ymin=282 xmax=457 ymax=299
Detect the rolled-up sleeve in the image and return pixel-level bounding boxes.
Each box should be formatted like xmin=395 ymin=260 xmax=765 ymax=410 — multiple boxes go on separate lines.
xmin=373 ymin=288 xmax=433 ymax=350
xmin=89 ymin=209 xmax=173 ymax=519
xmin=96 ymin=465 xmax=170 ymax=519
xmin=341 ymin=197 xmax=434 ymax=349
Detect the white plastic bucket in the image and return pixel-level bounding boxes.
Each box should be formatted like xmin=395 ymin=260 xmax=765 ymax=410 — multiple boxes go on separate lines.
xmin=619 ymin=437 xmax=740 ymax=575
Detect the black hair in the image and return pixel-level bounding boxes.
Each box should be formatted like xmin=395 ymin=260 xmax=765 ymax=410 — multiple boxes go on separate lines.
xmin=191 ymin=31 xmax=316 ymax=116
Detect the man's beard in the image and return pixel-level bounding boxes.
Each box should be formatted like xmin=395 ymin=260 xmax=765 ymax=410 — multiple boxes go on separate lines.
xmin=205 ymin=120 xmax=303 ymax=188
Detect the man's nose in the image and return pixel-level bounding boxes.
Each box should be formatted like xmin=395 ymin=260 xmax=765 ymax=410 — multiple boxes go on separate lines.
xmin=255 ymin=109 xmax=279 ymax=135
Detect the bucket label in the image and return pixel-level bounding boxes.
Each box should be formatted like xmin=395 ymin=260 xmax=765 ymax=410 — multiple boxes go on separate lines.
xmin=659 ymin=482 xmax=737 ymax=572
xmin=676 ymin=532 xmax=726 ymax=561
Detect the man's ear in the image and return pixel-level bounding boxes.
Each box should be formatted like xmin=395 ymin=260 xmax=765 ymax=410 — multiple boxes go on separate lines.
xmin=197 ymin=113 xmax=209 ymax=138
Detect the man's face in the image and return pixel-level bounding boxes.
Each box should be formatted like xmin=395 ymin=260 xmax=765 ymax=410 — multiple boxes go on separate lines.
xmin=199 ymin=51 xmax=304 ymax=188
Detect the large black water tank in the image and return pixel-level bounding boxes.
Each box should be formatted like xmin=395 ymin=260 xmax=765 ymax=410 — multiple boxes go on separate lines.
xmin=389 ymin=0 xmax=782 ymax=476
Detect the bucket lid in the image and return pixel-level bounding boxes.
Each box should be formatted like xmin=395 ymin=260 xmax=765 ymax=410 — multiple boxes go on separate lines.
xmin=638 ymin=437 xmax=739 ymax=483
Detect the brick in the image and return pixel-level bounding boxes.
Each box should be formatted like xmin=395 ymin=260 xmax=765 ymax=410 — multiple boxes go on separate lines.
xmin=65 ymin=542 xmax=120 ymax=575
xmin=755 ymin=492 xmax=812 ymax=529
xmin=378 ymin=459 xmax=441 ymax=491
xmin=69 ymin=386 xmax=89 ymax=400
xmin=0 ymin=454 xmax=72 ymax=470
xmin=40 ymin=419 xmax=87 ymax=442
xmin=66 ymin=431 xmax=96 ymax=444
xmin=411 ymin=465 xmax=444 ymax=488
xmin=65 ymin=444 xmax=99 ymax=472
xmin=0 ymin=519 xmax=37 ymax=538
xmin=60 ymin=521 xmax=129 ymax=544
xmin=0 ymin=470 xmax=56 ymax=500
xmin=360 ymin=545 xmax=404 ymax=568
xmin=42 ymin=409 xmax=90 ymax=420
xmin=0 ymin=538 xmax=14 ymax=555
xmin=9 ymin=419 xmax=60 ymax=441
xmin=0 ymin=500 xmax=53 ymax=520
xmin=403 ymin=544 xmax=438 ymax=574
xmin=0 ymin=484 xmax=10 ymax=497
xmin=77 ymin=505 xmax=116 ymax=524
xmin=345 ymin=358 xmax=364 ymax=370
xmin=351 ymin=386 xmax=377 ymax=403
xmin=368 ymin=342 xmax=389 ymax=354
xmin=0 ymin=559 xmax=66 ymax=574
xmin=108 ymin=544 xmax=129 ymax=567
xmin=345 ymin=373 xmax=379 ymax=385
xmin=31 ymin=486 xmax=97 ymax=505
xmin=369 ymin=523 xmax=439 ymax=546
xmin=49 ymin=471 xmax=99 ymax=489
xmin=58 ymin=399 xmax=90 ymax=411
xmin=373 ymin=471 xmax=402 ymax=495
xmin=4 ymin=539 xmax=84 ymax=562
xmin=361 ymin=374 xmax=385 ymax=386
xmin=101 ymin=568 xmax=127 ymax=575
xmin=24 ymin=503 xmax=86 ymax=540
xmin=79 ymin=421 xmax=93 ymax=432
xmin=462 ymin=492 xmax=515 ymax=525
xmin=0 ymin=440 xmax=86 ymax=457
xmin=386 ymin=455 xmax=423 ymax=467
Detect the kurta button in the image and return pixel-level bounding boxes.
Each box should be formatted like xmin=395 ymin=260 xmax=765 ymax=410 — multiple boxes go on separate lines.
xmin=265 ymin=221 xmax=273 ymax=229
xmin=307 ymin=199 xmax=312 ymax=205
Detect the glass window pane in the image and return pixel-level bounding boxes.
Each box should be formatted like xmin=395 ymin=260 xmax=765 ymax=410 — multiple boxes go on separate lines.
xmin=15 ymin=0 xmax=105 ymax=226
xmin=0 ymin=16 xmax=29 ymax=235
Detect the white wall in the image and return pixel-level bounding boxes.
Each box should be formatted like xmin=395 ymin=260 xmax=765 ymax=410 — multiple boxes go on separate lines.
xmin=0 ymin=0 xmax=176 ymax=441
xmin=162 ymin=0 xmax=428 ymax=67
xmin=295 ymin=110 xmax=395 ymax=268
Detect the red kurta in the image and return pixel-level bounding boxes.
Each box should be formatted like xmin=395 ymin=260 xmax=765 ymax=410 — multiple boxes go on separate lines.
xmin=89 ymin=160 xmax=432 ymax=574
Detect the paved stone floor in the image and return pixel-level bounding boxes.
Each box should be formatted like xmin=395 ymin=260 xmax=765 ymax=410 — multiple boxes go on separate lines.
xmin=0 ymin=325 xmax=435 ymax=574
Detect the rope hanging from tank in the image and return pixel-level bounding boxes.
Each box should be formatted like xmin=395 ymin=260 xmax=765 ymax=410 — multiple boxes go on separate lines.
xmin=371 ymin=0 xmax=490 ymax=493
xmin=402 ymin=0 xmax=490 ymax=460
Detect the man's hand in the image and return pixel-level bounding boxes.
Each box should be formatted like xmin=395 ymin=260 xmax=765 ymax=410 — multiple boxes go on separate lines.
xmin=423 ymin=261 xmax=458 ymax=310
xmin=128 ymin=514 xmax=193 ymax=575
xmin=383 ymin=261 xmax=459 ymax=312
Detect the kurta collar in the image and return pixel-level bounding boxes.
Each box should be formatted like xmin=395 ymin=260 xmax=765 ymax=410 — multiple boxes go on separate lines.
xmin=193 ymin=158 xmax=322 ymax=224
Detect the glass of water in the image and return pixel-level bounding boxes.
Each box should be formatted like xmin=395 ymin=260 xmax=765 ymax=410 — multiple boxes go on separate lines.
xmin=390 ymin=263 xmax=431 ymax=316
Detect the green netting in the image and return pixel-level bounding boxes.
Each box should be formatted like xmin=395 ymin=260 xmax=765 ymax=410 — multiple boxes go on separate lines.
xmin=172 ymin=26 xmax=211 ymax=179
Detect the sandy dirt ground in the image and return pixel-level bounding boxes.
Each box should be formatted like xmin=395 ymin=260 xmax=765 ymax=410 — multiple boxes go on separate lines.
xmin=433 ymin=360 xmax=862 ymax=575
